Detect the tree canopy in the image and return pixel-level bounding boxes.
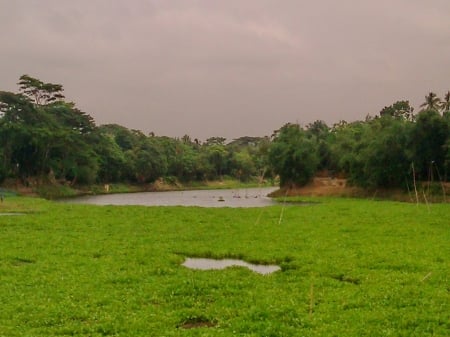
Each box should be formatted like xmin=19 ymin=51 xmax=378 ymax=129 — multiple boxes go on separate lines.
xmin=0 ymin=75 xmax=448 ymax=192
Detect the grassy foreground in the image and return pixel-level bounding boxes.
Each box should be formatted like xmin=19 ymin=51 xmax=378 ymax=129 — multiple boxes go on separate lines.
xmin=0 ymin=197 xmax=448 ymax=336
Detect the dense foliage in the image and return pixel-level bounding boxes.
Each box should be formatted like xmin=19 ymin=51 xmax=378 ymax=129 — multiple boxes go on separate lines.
xmin=0 ymin=76 xmax=271 ymax=186
xmin=0 ymin=197 xmax=448 ymax=335
xmin=0 ymin=76 xmax=449 ymax=190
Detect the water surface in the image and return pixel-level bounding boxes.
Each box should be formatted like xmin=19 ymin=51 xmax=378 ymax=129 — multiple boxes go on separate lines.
xmin=182 ymin=257 xmax=280 ymax=275
xmin=65 ymin=187 xmax=278 ymax=208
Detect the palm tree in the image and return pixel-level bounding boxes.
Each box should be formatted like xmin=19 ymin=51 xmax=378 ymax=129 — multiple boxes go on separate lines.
xmin=440 ymin=91 xmax=450 ymax=113
xmin=420 ymin=92 xmax=441 ymax=111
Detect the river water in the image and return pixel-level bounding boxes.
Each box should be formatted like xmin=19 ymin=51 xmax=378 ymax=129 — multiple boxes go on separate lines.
xmin=65 ymin=187 xmax=279 ymax=207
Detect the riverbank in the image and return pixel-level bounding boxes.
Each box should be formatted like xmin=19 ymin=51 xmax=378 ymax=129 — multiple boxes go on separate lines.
xmin=0 ymin=177 xmax=275 ymax=200
xmin=2 ymin=176 xmax=448 ymax=203
xmin=269 ymin=177 xmax=449 ymax=203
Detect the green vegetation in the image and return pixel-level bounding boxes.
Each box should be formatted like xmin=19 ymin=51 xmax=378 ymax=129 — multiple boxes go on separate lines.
xmin=0 ymin=76 xmax=273 ymax=193
xmin=0 ymin=197 xmax=448 ymax=336
xmin=1 ymin=75 xmax=449 ymax=198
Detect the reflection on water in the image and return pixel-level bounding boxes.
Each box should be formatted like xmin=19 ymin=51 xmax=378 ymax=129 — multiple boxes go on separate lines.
xmin=182 ymin=257 xmax=281 ymax=275
xmin=64 ymin=187 xmax=278 ymax=208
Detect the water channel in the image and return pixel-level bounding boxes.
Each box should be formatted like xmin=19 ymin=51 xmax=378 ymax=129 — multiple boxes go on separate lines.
xmin=64 ymin=187 xmax=279 ymax=208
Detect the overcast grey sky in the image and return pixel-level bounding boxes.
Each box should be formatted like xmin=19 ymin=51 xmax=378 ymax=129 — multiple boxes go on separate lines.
xmin=1 ymin=0 xmax=449 ymax=140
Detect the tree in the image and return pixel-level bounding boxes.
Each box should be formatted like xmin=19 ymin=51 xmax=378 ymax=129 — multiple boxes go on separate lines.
xmin=269 ymin=123 xmax=319 ymax=187
xmin=410 ymin=109 xmax=448 ymax=180
xmin=0 ymin=91 xmax=56 ymax=180
xmin=358 ymin=117 xmax=413 ymax=188
xmin=131 ymin=138 xmax=167 ymax=183
xmin=380 ymin=100 xmax=415 ymax=121
xmin=205 ymin=137 xmax=226 ymax=146
xmin=99 ymin=124 xmax=142 ymax=151
xmin=1 ymin=80 xmax=100 ymax=185
xmin=229 ymin=150 xmax=256 ymax=182
xmin=328 ymin=121 xmax=368 ymax=183
xmin=420 ymin=92 xmax=441 ymax=112
xmin=306 ymin=120 xmax=332 ymax=171
xmin=46 ymin=102 xmax=96 ymax=135
xmin=440 ymin=91 xmax=450 ymax=114
xmin=94 ymin=132 xmax=127 ymax=182
xmin=170 ymin=141 xmax=199 ymax=181
xmin=0 ymin=91 xmax=40 ymax=123
xmin=18 ymin=74 xmax=64 ymax=105
xmin=204 ymin=143 xmax=228 ymax=179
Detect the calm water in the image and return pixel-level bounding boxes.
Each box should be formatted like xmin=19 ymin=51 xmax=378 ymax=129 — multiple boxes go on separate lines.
xmin=182 ymin=258 xmax=281 ymax=275
xmin=65 ymin=187 xmax=278 ymax=207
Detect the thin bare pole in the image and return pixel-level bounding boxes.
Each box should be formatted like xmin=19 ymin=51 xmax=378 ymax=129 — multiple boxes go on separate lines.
xmin=309 ymin=281 xmax=314 ymax=317
xmin=411 ymin=162 xmax=419 ymax=205
xmin=405 ymin=178 xmax=414 ymax=203
xmin=432 ymin=162 xmax=447 ymax=202
xmin=278 ymin=188 xmax=289 ymax=225
xmin=422 ymin=190 xmax=430 ymax=212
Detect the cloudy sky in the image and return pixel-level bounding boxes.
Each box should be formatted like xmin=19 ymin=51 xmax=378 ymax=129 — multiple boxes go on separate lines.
xmin=1 ymin=0 xmax=449 ymax=140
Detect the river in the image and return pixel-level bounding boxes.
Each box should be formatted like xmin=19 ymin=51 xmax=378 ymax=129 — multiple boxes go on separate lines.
xmin=64 ymin=186 xmax=279 ymax=207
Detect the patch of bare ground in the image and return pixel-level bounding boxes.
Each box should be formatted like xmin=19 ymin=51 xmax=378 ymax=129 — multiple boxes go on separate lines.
xmin=270 ymin=177 xmax=361 ymax=198
xmin=269 ymin=177 xmax=449 ymax=203
xmin=179 ymin=319 xmax=216 ymax=329
xmin=0 ymin=180 xmax=38 ymax=197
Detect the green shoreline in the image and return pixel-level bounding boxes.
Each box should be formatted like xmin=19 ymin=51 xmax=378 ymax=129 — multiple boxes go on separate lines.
xmin=1 ymin=178 xmax=276 ymax=200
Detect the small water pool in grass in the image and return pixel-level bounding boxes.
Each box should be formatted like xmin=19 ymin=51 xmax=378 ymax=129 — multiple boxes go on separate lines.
xmin=0 ymin=213 xmax=25 ymax=216
xmin=182 ymin=257 xmax=281 ymax=275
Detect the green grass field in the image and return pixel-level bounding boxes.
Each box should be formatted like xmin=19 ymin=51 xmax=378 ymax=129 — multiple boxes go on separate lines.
xmin=0 ymin=197 xmax=448 ymax=336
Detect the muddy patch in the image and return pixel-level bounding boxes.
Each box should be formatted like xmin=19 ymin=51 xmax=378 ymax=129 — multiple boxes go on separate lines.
xmin=331 ymin=274 xmax=361 ymax=285
xmin=11 ymin=257 xmax=36 ymax=266
xmin=182 ymin=258 xmax=280 ymax=275
xmin=179 ymin=319 xmax=216 ymax=329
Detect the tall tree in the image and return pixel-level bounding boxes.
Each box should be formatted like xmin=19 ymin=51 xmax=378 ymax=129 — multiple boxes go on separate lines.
xmin=358 ymin=117 xmax=413 ymax=188
xmin=269 ymin=123 xmax=319 ymax=187
xmin=306 ymin=120 xmax=331 ymax=171
xmin=18 ymin=74 xmax=65 ymax=105
xmin=440 ymin=91 xmax=450 ymax=114
xmin=380 ymin=100 xmax=415 ymax=121
xmin=410 ymin=109 xmax=448 ymax=180
xmin=420 ymin=92 xmax=441 ymax=111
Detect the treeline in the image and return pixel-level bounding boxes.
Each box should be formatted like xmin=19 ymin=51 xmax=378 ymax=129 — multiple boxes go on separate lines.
xmin=0 ymin=75 xmax=271 ymax=186
xmin=271 ymin=96 xmax=449 ymax=189
xmin=0 ymin=75 xmax=449 ymax=191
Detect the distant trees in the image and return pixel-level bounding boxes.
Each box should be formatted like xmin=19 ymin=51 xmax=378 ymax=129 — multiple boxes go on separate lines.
xmin=18 ymin=74 xmax=65 ymax=105
xmin=325 ymin=98 xmax=449 ymax=189
xmin=420 ymin=92 xmax=441 ymax=111
xmin=440 ymin=91 xmax=450 ymax=113
xmin=265 ymin=92 xmax=449 ymax=191
xmin=1 ymin=75 xmax=276 ymax=187
xmin=269 ymin=123 xmax=319 ymax=187
xmin=352 ymin=117 xmax=413 ymax=188
xmin=410 ymin=109 xmax=449 ymax=181
xmin=0 ymin=75 xmax=448 ymax=192
xmin=380 ymin=100 xmax=415 ymax=121
xmin=0 ymin=88 xmax=98 ymax=184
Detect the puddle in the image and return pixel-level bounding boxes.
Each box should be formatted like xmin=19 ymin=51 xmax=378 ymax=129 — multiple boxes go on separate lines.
xmin=182 ymin=258 xmax=280 ymax=275
xmin=0 ymin=213 xmax=25 ymax=216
